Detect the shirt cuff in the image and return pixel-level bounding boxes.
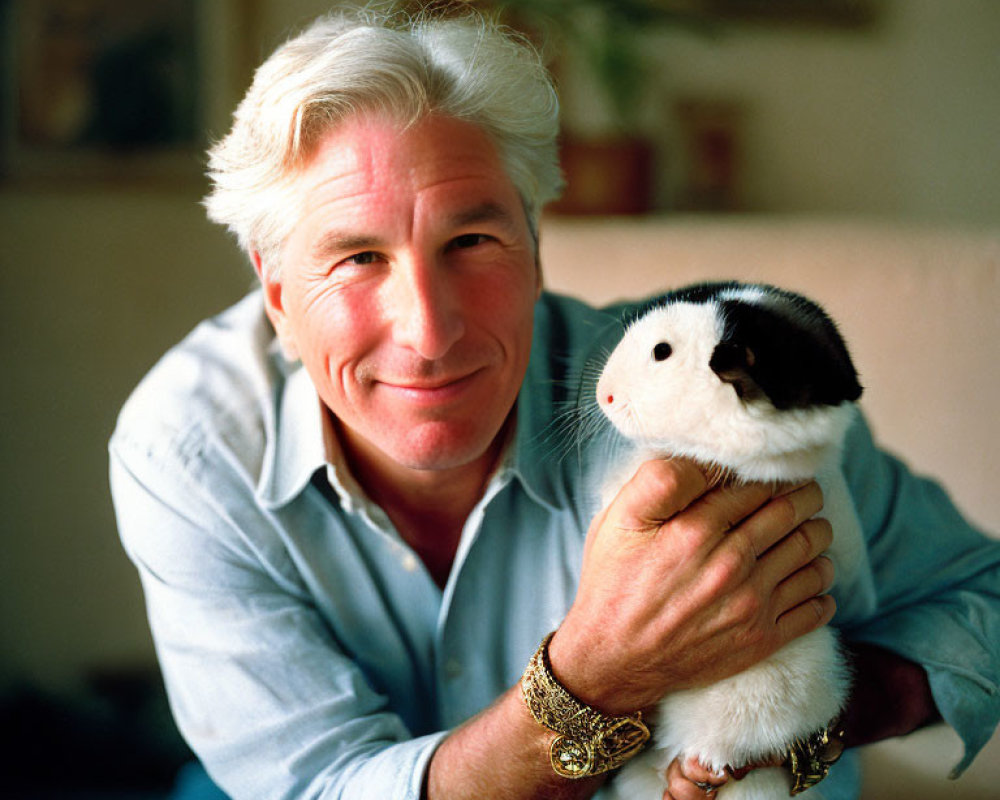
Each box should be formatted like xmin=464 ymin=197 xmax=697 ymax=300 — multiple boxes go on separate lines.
xmin=848 ymin=605 xmax=1000 ymax=777
xmin=387 ymin=731 xmax=450 ymax=800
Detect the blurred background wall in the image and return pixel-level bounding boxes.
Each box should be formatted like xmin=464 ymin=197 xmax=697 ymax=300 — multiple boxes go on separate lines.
xmin=0 ymin=0 xmax=996 ymax=794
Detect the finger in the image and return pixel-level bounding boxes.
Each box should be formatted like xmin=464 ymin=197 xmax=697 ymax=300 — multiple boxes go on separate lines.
xmin=667 ymin=757 xmax=723 ymax=799
xmin=679 ymin=755 xmax=728 ymax=787
xmin=776 ymin=593 xmax=837 ymax=642
xmin=618 ymin=458 xmax=711 ymax=529
xmin=734 ymin=482 xmax=824 ymax=559
xmin=771 ymin=555 xmax=835 ymax=616
xmin=757 ymin=517 xmax=834 ymax=592
xmin=729 ymin=753 xmax=787 ymax=780
xmin=680 ymin=480 xmax=786 ymax=552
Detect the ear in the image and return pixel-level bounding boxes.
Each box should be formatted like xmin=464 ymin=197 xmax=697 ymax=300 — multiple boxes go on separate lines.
xmin=530 ymin=227 xmax=544 ymax=298
xmin=252 ymin=251 xmax=299 ymax=361
xmin=714 ymin=300 xmax=862 ymax=410
xmin=709 ymin=342 xmax=763 ymax=401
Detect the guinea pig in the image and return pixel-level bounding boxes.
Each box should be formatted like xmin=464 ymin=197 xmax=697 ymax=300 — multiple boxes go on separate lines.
xmin=597 ymin=281 xmax=876 ymax=800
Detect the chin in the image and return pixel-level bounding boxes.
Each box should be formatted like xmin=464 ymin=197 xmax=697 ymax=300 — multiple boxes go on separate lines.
xmin=385 ymin=421 xmax=505 ymax=473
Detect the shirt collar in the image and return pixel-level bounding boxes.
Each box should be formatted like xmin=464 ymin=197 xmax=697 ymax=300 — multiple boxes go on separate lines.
xmin=507 ymin=297 xmax=621 ymax=512
xmin=255 ymin=295 xmax=622 ymax=513
xmin=256 ymin=362 xmax=328 ymax=509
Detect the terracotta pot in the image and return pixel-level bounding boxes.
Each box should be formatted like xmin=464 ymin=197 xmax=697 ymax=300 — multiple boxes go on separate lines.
xmin=548 ymin=136 xmax=655 ymax=216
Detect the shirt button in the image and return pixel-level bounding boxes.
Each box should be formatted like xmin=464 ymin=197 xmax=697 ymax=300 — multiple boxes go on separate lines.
xmin=401 ymin=553 xmax=419 ymax=573
xmin=444 ymin=659 xmax=463 ymax=679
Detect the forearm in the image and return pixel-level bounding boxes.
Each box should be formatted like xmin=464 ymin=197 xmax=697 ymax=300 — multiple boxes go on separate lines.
xmin=425 ymin=685 xmax=605 ymax=800
xmin=841 ymin=641 xmax=941 ymax=749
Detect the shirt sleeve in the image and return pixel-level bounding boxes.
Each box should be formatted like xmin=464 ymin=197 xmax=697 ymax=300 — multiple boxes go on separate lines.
xmin=839 ymin=411 xmax=1000 ymax=776
xmin=109 ymin=428 xmax=446 ymax=800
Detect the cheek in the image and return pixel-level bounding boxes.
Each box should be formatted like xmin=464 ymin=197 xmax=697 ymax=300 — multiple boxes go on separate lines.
xmin=291 ymin=284 xmax=384 ymax=378
xmin=468 ymin=267 xmax=537 ymax=339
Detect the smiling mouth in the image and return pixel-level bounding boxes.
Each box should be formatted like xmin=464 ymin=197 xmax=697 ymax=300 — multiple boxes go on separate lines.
xmin=379 ymin=370 xmax=484 ymax=401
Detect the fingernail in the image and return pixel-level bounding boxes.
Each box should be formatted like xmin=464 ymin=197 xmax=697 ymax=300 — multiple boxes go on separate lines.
xmin=819 ymin=556 xmax=836 ymax=590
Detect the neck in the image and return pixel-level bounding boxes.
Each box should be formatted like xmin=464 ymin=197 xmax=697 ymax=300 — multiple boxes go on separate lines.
xmin=334 ymin=416 xmax=511 ymax=588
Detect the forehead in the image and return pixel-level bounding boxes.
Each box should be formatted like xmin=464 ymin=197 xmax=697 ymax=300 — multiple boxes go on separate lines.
xmin=296 ymin=114 xmax=519 ymax=217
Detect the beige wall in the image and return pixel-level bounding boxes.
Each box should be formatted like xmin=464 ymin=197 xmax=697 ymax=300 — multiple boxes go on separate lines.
xmin=0 ymin=189 xmax=252 ymax=689
xmin=558 ymin=0 xmax=1000 ymax=224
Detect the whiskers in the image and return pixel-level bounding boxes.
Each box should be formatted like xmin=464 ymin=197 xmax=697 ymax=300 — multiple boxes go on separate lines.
xmin=533 ymin=348 xmax=615 ymax=465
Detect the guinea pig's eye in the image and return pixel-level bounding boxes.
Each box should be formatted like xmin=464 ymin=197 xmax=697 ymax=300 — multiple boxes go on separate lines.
xmin=652 ymin=342 xmax=672 ymax=362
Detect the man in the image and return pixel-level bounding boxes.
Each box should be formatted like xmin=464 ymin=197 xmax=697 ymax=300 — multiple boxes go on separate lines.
xmin=110 ymin=9 xmax=999 ymax=800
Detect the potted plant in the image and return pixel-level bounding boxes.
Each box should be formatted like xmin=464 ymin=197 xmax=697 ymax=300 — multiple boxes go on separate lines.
xmin=482 ymin=0 xmax=714 ymax=214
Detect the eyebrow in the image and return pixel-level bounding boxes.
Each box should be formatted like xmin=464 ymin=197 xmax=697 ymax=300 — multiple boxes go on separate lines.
xmin=310 ymin=232 xmax=383 ymax=263
xmin=309 ymin=201 xmax=520 ymax=263
xmin=448 ymin=201 xmax=518 ymax=231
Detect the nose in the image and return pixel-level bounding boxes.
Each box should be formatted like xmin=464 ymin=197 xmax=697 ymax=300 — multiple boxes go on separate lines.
xmin=596 ymin=375 xmax=616 ymax=408
xmin=390 ymin=255 xmax=465 ymax=360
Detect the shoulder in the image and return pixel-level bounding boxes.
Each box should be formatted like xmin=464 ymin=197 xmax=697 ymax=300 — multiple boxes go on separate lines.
xmin=522 ymin=292 xmax=649 ymax=513
xmin=110 ymin=291 xmax=280 ymax=487
xmin=534 ymin=290 xmax=636 ymax=355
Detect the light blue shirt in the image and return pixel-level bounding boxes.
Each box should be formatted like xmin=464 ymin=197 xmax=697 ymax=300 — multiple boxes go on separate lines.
xmin=110 ymin=290 xmax=999 ymax=800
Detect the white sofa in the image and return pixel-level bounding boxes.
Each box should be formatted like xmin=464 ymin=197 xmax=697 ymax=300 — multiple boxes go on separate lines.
xmin=539 ymin=215 xmax=1000 ymax=799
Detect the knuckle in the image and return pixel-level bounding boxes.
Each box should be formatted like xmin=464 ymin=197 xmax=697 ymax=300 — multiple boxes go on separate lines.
xmin=732 ymin=617 xmax=768 ymax=652
xmin=776 ymin=493 xmax=800 ymax=527
xmin=706 ymin=545 xmax=748 ymax=593
xmin=784 ymin=526 xmax=812 ymax=563
xmin=729 ymin=528 xmax=759 ymax=562
xmin=669 ymin=517 xmax=710 ymax=558
xmin=797 ymin=518 xmax=833 ymax=558
xmin=808 ymin=597 xmax=827 ymax=624
xmin=726 ymin=585 xmax=763 ymax=625
xmin=812 ymin=517 xmax=834 ymax=549
xmin=635 ymin=459 xmax=682 ymax=495
xmin=780 ymin=482 xmax=824 ymax=525
xmin=808 ymin=563 xmax=826 ymax=596
xmin=804 ymin=559 xmax=831 ymax=595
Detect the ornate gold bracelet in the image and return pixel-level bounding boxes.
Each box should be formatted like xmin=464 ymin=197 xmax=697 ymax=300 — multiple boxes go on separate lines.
xmin=520 ymin=632 xmax=650 ymax=779
xmin=786 ymin=718 xmax=847 ymax=795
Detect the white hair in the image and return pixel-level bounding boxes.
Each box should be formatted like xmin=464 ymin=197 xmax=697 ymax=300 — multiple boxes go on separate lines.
xmin=204 ymin=7 xmax=562 ymax=274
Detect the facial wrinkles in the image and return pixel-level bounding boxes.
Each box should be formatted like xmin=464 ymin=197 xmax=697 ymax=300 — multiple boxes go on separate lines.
xmin=289 ymin=116 xmax=529 ymax=404
xmin=319 ymin=198 xmax=477 ymax=396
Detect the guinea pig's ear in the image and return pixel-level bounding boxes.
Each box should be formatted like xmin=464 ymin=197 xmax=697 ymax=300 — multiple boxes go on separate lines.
xmin=718 ymin=299 xmax=863 ymax=410
xmin=709 ymin=343 xmax=763 ymax=401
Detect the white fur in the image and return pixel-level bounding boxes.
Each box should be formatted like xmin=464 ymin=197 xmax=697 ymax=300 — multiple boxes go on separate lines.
xmin=598 ymin=300 xmax=871 ymax=800
xmin=597 ymin=304 xmax=853 ymax=483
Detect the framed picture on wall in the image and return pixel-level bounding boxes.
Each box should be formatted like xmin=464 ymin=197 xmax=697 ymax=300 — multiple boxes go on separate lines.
xmin=0 ymin=0 xmax=256 ymax=184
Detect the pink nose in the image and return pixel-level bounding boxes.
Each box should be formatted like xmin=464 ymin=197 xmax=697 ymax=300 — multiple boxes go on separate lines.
xmin=605 ymin=394 xmax=614 ymax=405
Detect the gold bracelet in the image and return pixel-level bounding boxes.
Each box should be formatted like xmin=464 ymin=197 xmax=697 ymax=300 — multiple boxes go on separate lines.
xmin=786 ymin=718 xmax=847 ymax=795
xmin=520 ymin=632 xmax=650 ymax=779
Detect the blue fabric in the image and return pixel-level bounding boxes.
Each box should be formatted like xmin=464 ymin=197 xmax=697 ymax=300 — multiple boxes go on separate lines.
xmin=110 ymin=290 xmax=999 ymax=799
xmin=171 ymin=761 xmax=230 ymax=800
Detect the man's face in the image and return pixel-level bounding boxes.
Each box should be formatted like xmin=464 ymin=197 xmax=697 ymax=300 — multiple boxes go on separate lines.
xmin=259 ymin=114 xmax=540 ymax=476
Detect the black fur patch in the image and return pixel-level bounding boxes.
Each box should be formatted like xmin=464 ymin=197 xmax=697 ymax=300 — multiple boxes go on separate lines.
xmin=670 ymin=282 xmax=863 ymax=410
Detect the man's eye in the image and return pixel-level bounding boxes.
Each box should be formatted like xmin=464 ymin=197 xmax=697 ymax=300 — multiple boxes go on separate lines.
xmin=448 ymin=233 xmax=491 ymax=250
xmin=344 ymin=251 xmax=379 ymax=266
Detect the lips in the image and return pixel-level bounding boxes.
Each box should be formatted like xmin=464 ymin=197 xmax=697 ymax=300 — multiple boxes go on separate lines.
xmin=377 ymin=369 xmax=484 ymax=404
